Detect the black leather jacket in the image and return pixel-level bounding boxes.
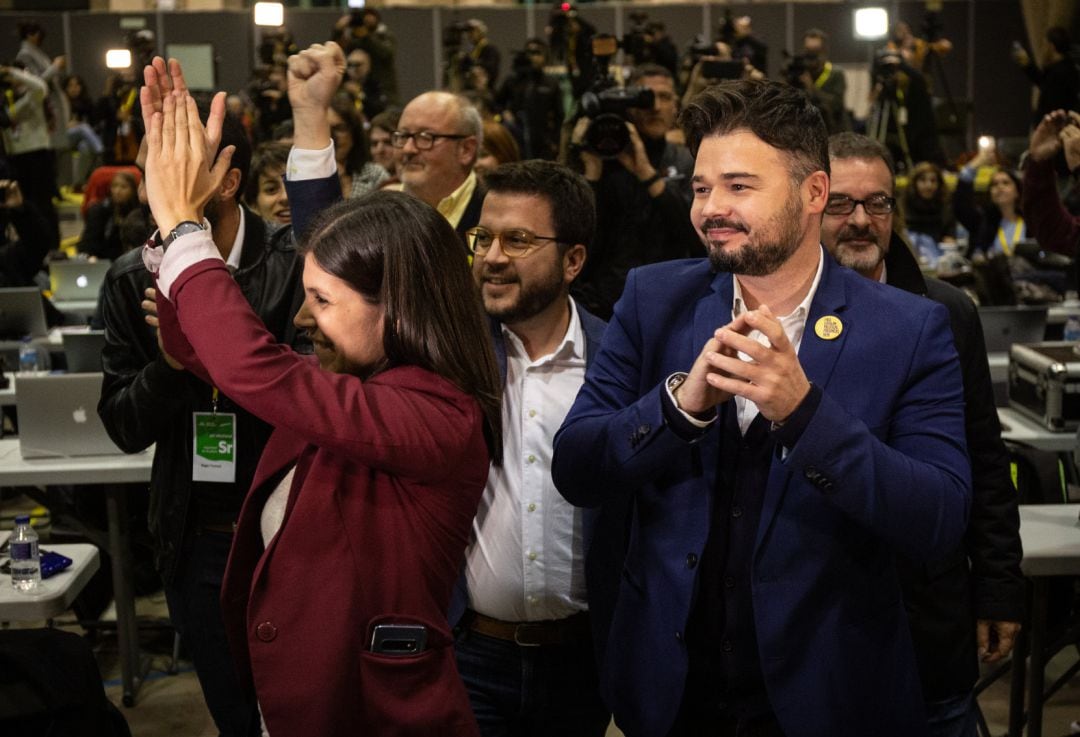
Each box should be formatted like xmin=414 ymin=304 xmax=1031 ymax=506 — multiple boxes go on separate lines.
xmin=97 ymin=207 xmax=305 ymax=583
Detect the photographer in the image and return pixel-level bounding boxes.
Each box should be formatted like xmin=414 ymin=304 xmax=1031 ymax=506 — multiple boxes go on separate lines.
xmin=0 ymin=174 xmax=55 ymax=288
xmin=1013 ymin=27 xmax=1080 ymax=125
xmin=495 ymin=39 xmax=562 ymax=160
xmin=334 ymin=8 xmax=399 ymax=105
xmin=622 ymin=14 xmax=678 ymax=77
xmin=680 ymin=40 xmax=763 ymax=107
xmin=567 ymin=63 xmax=702 ymax=320
xmin=547 ymin=5 xmax=596 ymax=98
xmin=719 ymin=13 xmax=768 ymax=77
xmin=867 ymin=49 xmax=943 ymax=171
xmin=790 ymin=29 xmax=849 ymax=135
xmin=0 ymin=64 xmax=58 ymax=237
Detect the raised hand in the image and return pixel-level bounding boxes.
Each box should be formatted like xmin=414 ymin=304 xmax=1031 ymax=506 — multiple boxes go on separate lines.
xmin=1060 ymin=112 xmax=1080 ymax=171
xmin=140 ymin=56 xmax=227 ymax=173
xmin=1029 ymin=109 xmax=1068 ymax=162
xmin=144 ymin=93 xmax=235 ymax=236
xmin=287 ymin=42 xmax=345 ymax=151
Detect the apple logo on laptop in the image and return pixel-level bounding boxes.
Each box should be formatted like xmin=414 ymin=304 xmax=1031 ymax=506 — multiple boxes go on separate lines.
xmin=72 ymin=406 xmax=87 ymax=424
xmin=76 ymin=275 xmax=88 ymax=289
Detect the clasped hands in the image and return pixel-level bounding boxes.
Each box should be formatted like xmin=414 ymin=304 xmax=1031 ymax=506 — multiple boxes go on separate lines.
xmin=138 ymin=56 xmax=233 ymax=238
xmin=673 ymin=305 xmax=811 ymax=423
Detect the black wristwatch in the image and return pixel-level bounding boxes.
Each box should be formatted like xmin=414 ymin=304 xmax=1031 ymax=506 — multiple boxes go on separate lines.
xmin=161 ymin=220 xmax=205 ymax=250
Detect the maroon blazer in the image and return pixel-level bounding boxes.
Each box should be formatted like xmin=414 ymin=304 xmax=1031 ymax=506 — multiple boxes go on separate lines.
xmin=156 ymin=258 xmax=486 ymax=737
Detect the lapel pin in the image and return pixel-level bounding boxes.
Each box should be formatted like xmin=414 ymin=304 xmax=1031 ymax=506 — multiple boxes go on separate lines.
xmin=814 ymin=315 xmax=843 ymax=340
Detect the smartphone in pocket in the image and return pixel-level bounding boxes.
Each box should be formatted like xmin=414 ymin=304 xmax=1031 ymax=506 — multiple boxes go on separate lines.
xmin=370 ymin=624 xmax=427 ymax=655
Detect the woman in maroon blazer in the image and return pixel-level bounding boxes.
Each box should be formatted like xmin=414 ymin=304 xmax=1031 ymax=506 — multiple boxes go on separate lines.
xmin=141 ymin=90 xmax=501 ymax=736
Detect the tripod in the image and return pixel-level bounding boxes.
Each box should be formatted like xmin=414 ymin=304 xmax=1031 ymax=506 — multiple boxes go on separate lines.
xmin=868 ymin=82 xmax=914 ymax=173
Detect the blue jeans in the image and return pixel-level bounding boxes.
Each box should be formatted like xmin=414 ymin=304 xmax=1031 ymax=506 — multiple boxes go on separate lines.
xmin=454 ymin=627 xmax=610 ymax=737
xmin=164 ymin=530 xmax=258 ymax=737
xmin=925 ymin=691 xmax=977 ymax=737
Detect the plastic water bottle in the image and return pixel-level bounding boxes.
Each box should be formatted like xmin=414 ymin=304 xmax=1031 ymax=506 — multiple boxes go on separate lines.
xmin=10 ymin=515 xmax=41 ymax=592
xmin=1064 ymin=292 xmax=1080 ymax=344
xmin=18 ymin=337 xmax=38 ymax=374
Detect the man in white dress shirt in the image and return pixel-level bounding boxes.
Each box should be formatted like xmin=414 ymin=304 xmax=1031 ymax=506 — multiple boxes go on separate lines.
xmin=448 ymin=159 xmax=611 ymax=736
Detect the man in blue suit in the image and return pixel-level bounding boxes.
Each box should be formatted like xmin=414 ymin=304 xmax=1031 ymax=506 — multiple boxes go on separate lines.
xmin=551 ymin=80 xmax=972 ymax=737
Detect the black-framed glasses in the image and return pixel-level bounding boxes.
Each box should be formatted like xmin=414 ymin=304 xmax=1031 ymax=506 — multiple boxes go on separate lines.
xmin=391 ymin=130 xmax=470 ymax=150
xmin=824 ymin=194 xmax=896 ymax=216
xmin=466 ymin=227 xmax=562 ymax=259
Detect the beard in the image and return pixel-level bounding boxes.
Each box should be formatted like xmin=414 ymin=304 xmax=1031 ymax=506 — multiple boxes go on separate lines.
xmin=705 ymin=194 xmax=804 ymax=277
xmin=204 ymin=195 xmax=222 ymax=230
xmin=829 ymin=223 xmax=889 ymax=275
xmin=481 ymin=262 xmax=566 ymax=325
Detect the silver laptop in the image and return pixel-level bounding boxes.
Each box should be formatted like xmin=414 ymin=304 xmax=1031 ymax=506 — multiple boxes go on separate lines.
xmin=978 ymin=306 xmax=1048 ymax=353
xmin=49 ymin=260 xmax=111 ymax=302
xmin=17 ymin=373 xmax=123 ymax=458
xmin=63 ymin=331 xmax=106 ymax=373
xmin=0 ymin=287 xmax=48 ymax=339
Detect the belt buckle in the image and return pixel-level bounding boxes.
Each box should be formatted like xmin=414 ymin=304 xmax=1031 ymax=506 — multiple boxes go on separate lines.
xmin=513 ymin=623 xmax=545 ymax=647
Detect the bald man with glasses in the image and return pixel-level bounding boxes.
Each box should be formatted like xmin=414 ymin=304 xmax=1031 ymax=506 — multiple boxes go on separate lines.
xmin=392 ymin=90 xmax=486 ymax=244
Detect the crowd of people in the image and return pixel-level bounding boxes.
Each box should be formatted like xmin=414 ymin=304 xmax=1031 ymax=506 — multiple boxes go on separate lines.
xmin=5 ymin=4 xmax=1080 ymax=737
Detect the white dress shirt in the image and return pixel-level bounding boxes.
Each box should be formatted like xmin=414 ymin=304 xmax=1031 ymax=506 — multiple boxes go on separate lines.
xmin=729 ymin=246 xmax=825 ymax=434
xmin=465 ymin=299 xmax=589 ymax=622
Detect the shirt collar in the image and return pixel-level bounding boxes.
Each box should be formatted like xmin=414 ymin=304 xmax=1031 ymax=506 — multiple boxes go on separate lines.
xmin=731 ymin=245 xmax=825 ymax=322
xmin=502 ymin=296 xmax=586 ymax=366
xmin=225 ymin=205 xmax=245 ymax=271
xmin=436 ymin=170 xmax=478 ymax=228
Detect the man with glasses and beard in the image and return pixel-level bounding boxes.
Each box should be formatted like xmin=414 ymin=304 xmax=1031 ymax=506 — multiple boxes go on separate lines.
xmin=820 ymin=132 xmax=1022 ymax=737
xmin=551 ymin=80 xmax=971 ymax=737
xmin=448 ymin=159 xmax=612 ymax=735
xmin=98 ymin=61 xmax=305 ymax=737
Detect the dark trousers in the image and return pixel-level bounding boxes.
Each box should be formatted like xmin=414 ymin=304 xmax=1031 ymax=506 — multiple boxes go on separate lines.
xmin=164 ymin=530 xmax=257 ymax=737
xmin=667 ymin=677 xmax=785 ymax=737
xmin=454 ymin=629 xmax=609 ymax=737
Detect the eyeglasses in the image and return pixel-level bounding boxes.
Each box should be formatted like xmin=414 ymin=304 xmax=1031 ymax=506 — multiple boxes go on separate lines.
xmin=391 ymin=130 xmax=470 ymax=150
xmin=824 ymin=194 xmax=896 ymax=216
xmin=466 ymin=227 xmax=562 ymax=259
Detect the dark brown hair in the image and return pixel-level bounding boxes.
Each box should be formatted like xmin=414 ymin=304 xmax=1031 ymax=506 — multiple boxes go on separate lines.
xmin=244 ymin=142 xmax=290 ymax=206
xmin=482 ymin=160 xmax=595 ymax=252
xmin=680 ymin=79 xmax=829 ymax=182
xmin=301 ymin=191 xmax=503 ymax=463
xmin=330 ymin=94 xmax=372 ymax=175
xmin=480 ymin=122 xmax=521 ymax=168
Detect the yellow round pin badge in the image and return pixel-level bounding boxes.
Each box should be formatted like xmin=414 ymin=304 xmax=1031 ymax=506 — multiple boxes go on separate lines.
xmin=814 ymin=316 xmax=843 ymax=340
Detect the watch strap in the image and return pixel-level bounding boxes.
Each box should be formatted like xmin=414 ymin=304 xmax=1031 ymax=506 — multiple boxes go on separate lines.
xmin=162 ymin=220 xmax=205 ymax=250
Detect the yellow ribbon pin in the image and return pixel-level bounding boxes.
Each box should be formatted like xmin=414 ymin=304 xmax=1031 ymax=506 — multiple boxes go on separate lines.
xmin=814 ymin=316 xmax=843 ymax=340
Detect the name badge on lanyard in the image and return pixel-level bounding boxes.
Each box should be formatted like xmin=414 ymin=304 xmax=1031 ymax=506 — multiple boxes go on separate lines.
xmin=193 ymin=388 xmax=236 ymax=483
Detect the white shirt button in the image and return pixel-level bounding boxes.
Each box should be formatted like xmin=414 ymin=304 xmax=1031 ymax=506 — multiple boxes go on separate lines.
xmin=529 ymin=409 xmax=537 ymax=418
xmin=528 ymin=551 xmax=537 ymax=561
xmin=527 ymin=454 xmax=536 ymax=463
xmin=527 ymin=503 xmax=537 ymax=512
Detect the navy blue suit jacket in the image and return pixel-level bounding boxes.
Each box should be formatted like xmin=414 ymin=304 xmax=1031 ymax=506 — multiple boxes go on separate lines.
xmin=551 ymin=251 xmax=972 ymax=737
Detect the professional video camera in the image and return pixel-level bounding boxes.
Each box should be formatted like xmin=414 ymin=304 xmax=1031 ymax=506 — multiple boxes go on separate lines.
xmin=578 ymin=34 xmax=655 ymax=158
xmin=781 ymin=50 xmax=818 ymax=87
xmin=872 ymin=48 xmax=903 ymax=87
